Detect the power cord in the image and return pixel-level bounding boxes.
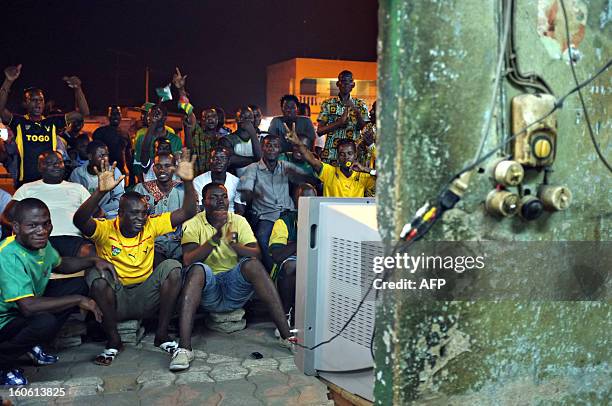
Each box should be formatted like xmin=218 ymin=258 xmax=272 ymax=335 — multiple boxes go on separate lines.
xmin=559 ymin=0 xmax=612 ymax=174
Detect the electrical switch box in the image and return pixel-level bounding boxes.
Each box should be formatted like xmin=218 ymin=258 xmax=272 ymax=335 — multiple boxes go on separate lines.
xmin=512 ymin=94 xmax=557 ymax=167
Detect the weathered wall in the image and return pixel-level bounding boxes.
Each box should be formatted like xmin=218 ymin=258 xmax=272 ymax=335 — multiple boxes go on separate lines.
xmin=376 ymin=0 xmax=611 ymax=404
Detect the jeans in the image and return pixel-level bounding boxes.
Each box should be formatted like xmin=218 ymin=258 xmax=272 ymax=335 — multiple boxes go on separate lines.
xmin=254 ymin=219 xmax=275 ymax=273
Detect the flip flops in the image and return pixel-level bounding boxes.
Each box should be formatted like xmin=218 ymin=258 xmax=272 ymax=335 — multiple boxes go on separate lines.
xmin=94 ymin=348 xmax=120 ymax=366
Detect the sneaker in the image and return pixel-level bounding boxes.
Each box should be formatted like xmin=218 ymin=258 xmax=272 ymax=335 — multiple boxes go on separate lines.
xmin=278 ymin=336 xmax=297 ymax=351
xmin=169 ymin=348 xmax=194 ymax=372
xmin=1 ymin=369 xmax=28 ymax=385
xmin=27 ymin=345 xmax=59 ymax=366
xmin=274 ymin=310 xmax=293 ymax=338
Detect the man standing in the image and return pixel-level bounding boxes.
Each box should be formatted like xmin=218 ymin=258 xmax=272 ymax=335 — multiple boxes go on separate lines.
xmin=182 ymin=183 xmax=293 ymax=368
xmin=267 ymin=95 xmax=316 ymax=152
xmin=0 ymin=65 xmax=89 ymax=185
xmin=285 ymin=124 xmax=376 ymax=198
xmin=73 ymin=149 xmax=199 ymax=371
xmin=69 ymin=140 xmax=125 ymax=218
xmin=238 ymin=135 xmax=309 ymax=271
xmin=193 ymin=146 xmax=246 ymax=215
xmin=317 ymin=70 xmax=369 ymax=165
xmin=13 ymin=151 xmax=93 ymax=257
xmin=0 ymin=198 xmax=106 ymax=385
xmin=134 ymin=151 xmax=186 ymax=266
xmin=92 ymin=106 xmax=131 ymax=175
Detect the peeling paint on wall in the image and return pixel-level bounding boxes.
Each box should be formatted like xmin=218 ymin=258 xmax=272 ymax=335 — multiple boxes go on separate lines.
xmin=537 ymin=0 xmax=587 ymax=59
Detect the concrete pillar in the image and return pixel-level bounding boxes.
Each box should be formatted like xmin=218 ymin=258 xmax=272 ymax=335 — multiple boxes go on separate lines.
xmin=376 ymin=0 xmax=611 ymax=403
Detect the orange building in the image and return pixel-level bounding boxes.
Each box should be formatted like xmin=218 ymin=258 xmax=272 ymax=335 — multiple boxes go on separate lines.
xmin=266 ymin=58 xmax=377 ymax=120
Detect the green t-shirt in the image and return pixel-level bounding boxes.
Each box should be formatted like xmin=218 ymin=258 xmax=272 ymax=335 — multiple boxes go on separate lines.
xmin=133 ymin=128 xmax=183 ymax=176
xmin=0 ymin=237 xmax=61 ymax=330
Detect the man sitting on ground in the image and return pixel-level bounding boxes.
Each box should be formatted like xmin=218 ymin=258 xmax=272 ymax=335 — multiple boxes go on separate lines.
xmin=134 ymin=151 xmax=186 ymax=266
xmin=269 ymin=183 xmax=317 ymax=336
xmin=0 ymin=198 xmax=107 ymax=386
xmin=193 ymin=146 xmax=246 ymax=215
xmin=181 ymin=183 xmax=293 ymax=371
xmin=133 ymin=103 xmax=182 ymax=183
xmin=73 ymin=149 xmax=198 ymax=371
xmin=69 ymin=140 xmax=125 ymax=218
xmin=285 ymin=124 xmax=376 ymax=197
xmin=222 ymin=106 xmax=262 ymax=177
xmin=13 ymin=151 xmax=94 ymax=257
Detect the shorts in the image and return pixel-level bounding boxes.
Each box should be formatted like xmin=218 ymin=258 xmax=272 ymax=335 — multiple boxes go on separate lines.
xmin=85 ymin=259 xmax=181 ymax=321
xmin=195 ymin=258 xmax=255 ymax=313
xmin=271 ymin=255 xmax=297 ymax=281
xmin=49 ymin=235 xmax=90 ymax=257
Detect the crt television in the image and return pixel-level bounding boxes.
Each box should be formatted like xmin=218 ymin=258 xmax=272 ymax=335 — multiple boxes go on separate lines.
xmin=294 ymin=197 xmax=381 ymax=402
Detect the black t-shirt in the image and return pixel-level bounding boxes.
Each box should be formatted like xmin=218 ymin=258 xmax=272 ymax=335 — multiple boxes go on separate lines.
xmin=8 ymin=114 xmax=66 ymax=183
xmin=92 ymin=125 xmax=129 ymax=171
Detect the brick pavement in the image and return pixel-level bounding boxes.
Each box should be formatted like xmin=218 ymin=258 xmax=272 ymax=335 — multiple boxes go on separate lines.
xmin=0 ymin=321 xmax=331 ymax=405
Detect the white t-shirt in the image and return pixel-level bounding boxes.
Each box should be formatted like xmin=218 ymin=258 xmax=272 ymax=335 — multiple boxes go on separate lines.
xmin=192 ymin=172 xmax=245 ymax=213
xmin=13 ymin=180 xmax=90 ymax=237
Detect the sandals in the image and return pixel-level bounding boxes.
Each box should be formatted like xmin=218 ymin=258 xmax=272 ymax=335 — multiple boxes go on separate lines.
xmin=157 ymin=340 xmax=179 ymax=354
xmin=94 ymin=348 xmax=120 ymax=366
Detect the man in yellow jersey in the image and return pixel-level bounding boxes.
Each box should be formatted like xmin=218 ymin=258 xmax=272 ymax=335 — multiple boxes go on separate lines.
xmin=0 ymin=64 xmax=90 ymax=185
xmin=284 ymin=123 xmax=376 ymax=197
xmin=73 ymin=148 xmax=198 ymax=369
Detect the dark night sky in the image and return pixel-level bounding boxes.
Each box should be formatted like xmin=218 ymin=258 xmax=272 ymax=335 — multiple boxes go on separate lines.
xmin=2 ymin=0 xmax=377 ymax=116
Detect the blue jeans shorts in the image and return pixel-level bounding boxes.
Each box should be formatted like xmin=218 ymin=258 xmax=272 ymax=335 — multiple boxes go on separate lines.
xmin=195 ymin=258 xmax=255 ymax=313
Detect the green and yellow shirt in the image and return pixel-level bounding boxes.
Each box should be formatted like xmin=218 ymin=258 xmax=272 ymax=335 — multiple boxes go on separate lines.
xmin=268 ymin=211 xmax=298 ymax=280
xmin=0 ymin=237 xmax=61 ymax=330
xmin=317 ymin=96 xmax=369 ymax=165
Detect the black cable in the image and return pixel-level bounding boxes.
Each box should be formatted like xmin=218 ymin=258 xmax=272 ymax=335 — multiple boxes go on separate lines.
xmin=559 ymin=0 xmax=612 ymax=174
xmin=442 ymin=57 xmax=612 ymax=193
xmin=504 ymin=0 xmax=555 ymax=95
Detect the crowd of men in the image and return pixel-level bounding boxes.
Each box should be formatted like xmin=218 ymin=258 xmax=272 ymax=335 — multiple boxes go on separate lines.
xmin=0 ymin=64 xmax=377 ymax=385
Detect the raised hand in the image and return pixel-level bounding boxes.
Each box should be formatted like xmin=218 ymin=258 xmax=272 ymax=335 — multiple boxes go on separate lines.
xmin=282 ymin=122 xmax=300 ymax=145
xmin=4 ymin=65 xmax=22 ymax=82
xmin=63 ymin=76 xmax=82 ymax=89
xmin=94 ymin=158 xmax=125 ymax=192
xmin=175 ymin=147 xmax=197 ymax=181
xmin=172 ymin=67 xmax=187 ymax=90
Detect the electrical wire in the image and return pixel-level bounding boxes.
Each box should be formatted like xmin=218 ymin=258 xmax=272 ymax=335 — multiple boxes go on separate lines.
xmin=504 ymin=0 xmax=555 ymax=95
xmin=558 ymin=0 xmax=612 ymax=174
xmin=474 ymin=0 xmax=513 ymax=163
xmin=443 ymin=56 xmax=611 ymax=193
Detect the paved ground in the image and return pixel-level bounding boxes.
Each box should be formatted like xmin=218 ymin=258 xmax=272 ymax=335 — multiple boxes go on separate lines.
xmin=0 ymin=320 xmax=331 ymax=405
